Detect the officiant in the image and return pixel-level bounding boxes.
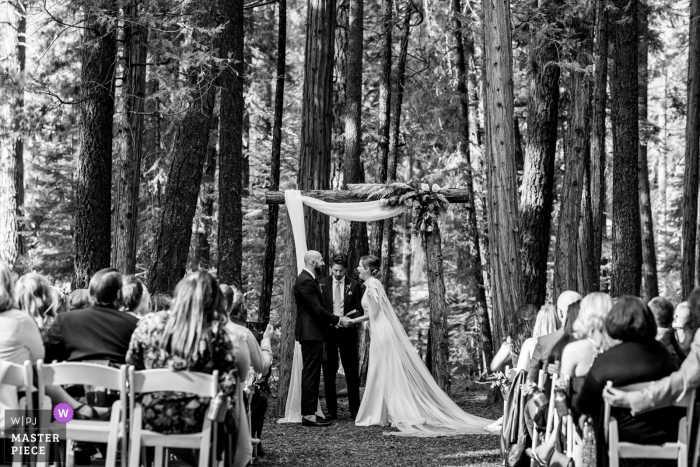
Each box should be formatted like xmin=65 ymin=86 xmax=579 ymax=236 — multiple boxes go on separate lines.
xmin=319 ymin=253 xmax=364 ymax=420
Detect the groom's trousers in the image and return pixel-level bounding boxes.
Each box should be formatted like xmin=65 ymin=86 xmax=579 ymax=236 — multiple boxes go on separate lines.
xmin=300 ymin=340 xmax=324 ymax=416
xmin=323 ymin=327 xmax=361 ymax=417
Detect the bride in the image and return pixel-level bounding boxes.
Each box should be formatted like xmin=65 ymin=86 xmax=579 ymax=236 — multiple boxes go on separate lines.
xmin=348 ymin=254 xmax=494 ymax=436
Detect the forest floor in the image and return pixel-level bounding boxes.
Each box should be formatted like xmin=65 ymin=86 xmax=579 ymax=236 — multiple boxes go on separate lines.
xmin=257 ymin=377 xmax=504 ymax=467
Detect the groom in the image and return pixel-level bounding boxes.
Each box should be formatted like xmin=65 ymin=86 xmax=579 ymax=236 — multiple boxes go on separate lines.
xmin=318 ymin=253 xmax=363 ymax=420
xmin=294 ymin=250 xmax=350 ymax=427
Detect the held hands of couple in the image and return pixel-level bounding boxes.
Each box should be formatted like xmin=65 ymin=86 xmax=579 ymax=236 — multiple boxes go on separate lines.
xmin=336 ymin=316 xmax=354 ymax=328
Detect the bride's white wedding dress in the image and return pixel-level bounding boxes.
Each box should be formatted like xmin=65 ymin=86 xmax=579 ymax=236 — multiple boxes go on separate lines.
xmin=355 ymin=277 xmax=494 ymax=436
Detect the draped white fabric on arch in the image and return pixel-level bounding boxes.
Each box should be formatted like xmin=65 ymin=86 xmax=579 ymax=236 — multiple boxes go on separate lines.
xmin=277 ymin=190 xmax=406 ymax=423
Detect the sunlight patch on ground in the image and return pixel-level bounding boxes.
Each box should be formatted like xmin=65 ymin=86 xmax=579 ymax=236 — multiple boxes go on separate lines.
xmin=438 ymin=449 xmax=501 ymax=459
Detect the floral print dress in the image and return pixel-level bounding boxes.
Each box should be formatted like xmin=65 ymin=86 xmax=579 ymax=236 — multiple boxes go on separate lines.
xmin=125 ymin=312 xmax=239 ymax=434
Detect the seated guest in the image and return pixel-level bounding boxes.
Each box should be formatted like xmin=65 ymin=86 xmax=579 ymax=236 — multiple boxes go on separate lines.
xmin=519 ymin=304 xmax=560 ymax=371
xmin=648 ymin=296 xmax=682 ymax=363
xmin=68 ymin=289 xmax=91 ymax=311
xmin=220 ymin=283 xmax=273 ymax=456
xmin=672 ymin=301 xmax=694 ymax=359
xmin=121 ymin=275 xmax=151 ymax=318
xmin=490 ymin=304 xmax=537 ymax=372
xmin=150 ymin=293 xmax=172 ymax=313
xmin=576 ymin=296 xmax=683 ymax=467
xmin=604 ymin=287 xmax=700 ymax=417
xmin=547 ymin=300 xmax=581 ymax=369
xmin=526 ymin=290 xmax=582 ymax=383
xmin=45 ymin=268 xmax=138 ymax=364
xmin=15 ymin=273 xmax=56 ymax=339
xmin=126 ymin=271 xmax=250 ymax=466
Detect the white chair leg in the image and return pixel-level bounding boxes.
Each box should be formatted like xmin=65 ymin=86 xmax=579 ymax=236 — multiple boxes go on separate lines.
xmin=679 ymin=444 xmax=688 ymax=467
xmin=153 ymin=447 xmax=164 ymax=467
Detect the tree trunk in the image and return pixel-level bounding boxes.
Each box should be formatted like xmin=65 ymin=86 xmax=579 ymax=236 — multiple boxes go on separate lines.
xmin=218 ymin=0 xmax=245 ymax=289
xmin=682 ymin=0 xmax=700 ymax=299
xmin=482 ymin=0 xmax=521 ymax=346
xmin=369 ymin=0 xmax=392 ymax=258
xmin=610 ymin=0 xmax=641 ymax=297
xmin=343 ymin=0 xmax=367 ymax=277
xmin=0 ymin=0 xmax=25 ymax=268
xmin=276 ymin=219 xmax=298 ymax=416
xmin=591 ymin=0 xmax=608 ymax=287
xmin=195 ymin=137 xmax=218 ymax=269
xmin=74 ymin=2 xmax=117 ymax=288
xmin=451 ymin=0 xmax=493 ymax=363
xmin=113 ymin=0 xmax=149 ymax=275
xmin=278 ymin=0 xmax=336 ymax=405
xmin=259 ymin=0 xmax=287 ymax=323
xmin=518 ymin=0 xmax=561 ymax=308
xmin=379 ymin=7 xmax=412 ymax=292
xmin=426 ymin=227 xmax=450 ymax=394
xmin=554 ymin=50 xmax=592 ymax=299
xmin=578 ymin=155 xmax=596 ymax=295
xmin=147 ymin=74 xmax=217 ymax=293
xmin=638 ymin=4 xmax=658 ymax=301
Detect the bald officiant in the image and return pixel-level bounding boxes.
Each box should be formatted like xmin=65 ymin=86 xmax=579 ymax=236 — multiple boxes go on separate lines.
xmin=294 ymin=250 xmax=351 ymax=427
xmin=318 ymin=253 xmax=364 ymax=420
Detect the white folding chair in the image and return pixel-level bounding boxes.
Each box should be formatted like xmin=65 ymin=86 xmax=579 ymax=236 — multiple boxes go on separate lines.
xmin=36 ymin=360 xmax=127 ymax=467
xmin=604 ymin=380 xmax=696 ymax=467
xmin=128 ymin=367 xmax=219 ymax=467
xmin=0 ymin=360 xmax=33 ymax=467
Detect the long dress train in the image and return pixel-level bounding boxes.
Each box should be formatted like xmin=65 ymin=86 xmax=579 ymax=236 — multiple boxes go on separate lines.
xmin=355 ymin=277 xmax=494 ymax=437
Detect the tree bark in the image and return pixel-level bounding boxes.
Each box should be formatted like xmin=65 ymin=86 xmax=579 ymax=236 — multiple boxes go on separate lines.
xmin=682 ymin=0 xmax=700 ymax=299
xmin=147 ymin=74 xmax=217 ymax=293
xmin=482 ymin=0 xmax=521 ymax=346
xmin=259 ymin=0 xmax=287 ymax=323
xmin=218 ymin=0 xmax=245 ymax=289
xmin=519 ymin=0 xmax=561 ymax=308
xmin=195 ymin=127 xmax=218 ymax=269
xmin=451 ymin=0 xmax=492 ymax=363
xmin=610 ymin=0 xmax=642 ymax=297
xmin=554 ymin=42 xmax=592 ymax=300
xmin=638 ymin=4 xmax=658 ymax=301
xmin=426 ymin=227 xmax=450 ymax=394
xmin=379 ymin=7 xmax=412 ymax=292
xmin=591 ymin=0 xmax=608 ymax=287
xmin=74 ymin=2 xmax=117 ymax=288
xmin=369 ymin=0 xmax=392 ymax=258
xmin=276 ymin=219 xmax=298 ymax=416
xmin=113 ymin=0 xmax=149 ymax=275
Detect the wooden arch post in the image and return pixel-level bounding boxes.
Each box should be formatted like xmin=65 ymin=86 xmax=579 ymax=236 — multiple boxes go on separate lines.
xmin=267 ymin=184 xmax=471 ymax=414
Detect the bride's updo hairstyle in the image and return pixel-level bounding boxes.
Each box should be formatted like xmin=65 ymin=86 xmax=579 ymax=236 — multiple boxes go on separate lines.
xmin=360 ymin=255 xmax=381 ymax=278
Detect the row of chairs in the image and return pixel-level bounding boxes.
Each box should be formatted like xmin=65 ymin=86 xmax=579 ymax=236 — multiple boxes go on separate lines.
xmin=1 ymin=359 xmax=226 ymax=467
xmin=515 ymin=365 xmax=698 ymax=467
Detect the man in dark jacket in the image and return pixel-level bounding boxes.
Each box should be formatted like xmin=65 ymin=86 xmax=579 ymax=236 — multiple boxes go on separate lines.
xmin=294 ymin=251 xmax=349 ymax=426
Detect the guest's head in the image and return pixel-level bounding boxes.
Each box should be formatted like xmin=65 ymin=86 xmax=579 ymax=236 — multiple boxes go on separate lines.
xmin=557 ymin=290 xmax=582 ymax=325
xmin=150 ymin=294 xmax=172 ymax=313
xmin=0 ymin=263 xmax=16 ymax=312
xmin=89 ymin=268 xmax=122 ymax=308
xmin=605 ymin=296 xmax=657 ymax=343
xmin=16 ymin=273 xmax=56 ymax=330
xmin=549 ymin=300 xmax=582 ymax=364
xmin=358 ymin=255 xmax=381 ymax=281
xmin=673 ymin=301 xmax=690 ymax=330
xmin=68 ymin=289 xmax=91 ymax=310
xmin=122 ymin=275 xmax=150 ymax=316
xmin=303 ymin=250 xmax=325 ymax=276
xmin=648 ymin=297 xmax=674 ymax=329
xmin=532 ymin=304 xmax=560 ymax=339
xmin=686 ymin=288 xmax=700 ymax=332
xmin=329 ymin=253 xmax=349 ymax=281
xmin=160 ymin=270 xmax=224 ymax=362
xmin=575 ymin=292 xmax=614 ymax=342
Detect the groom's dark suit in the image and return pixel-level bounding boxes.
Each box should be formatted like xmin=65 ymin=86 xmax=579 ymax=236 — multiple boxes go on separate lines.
xmin=294 ymin=269 xmax=341 ymax=416
xmin=318 ymin=275 xmax=364 ymax=418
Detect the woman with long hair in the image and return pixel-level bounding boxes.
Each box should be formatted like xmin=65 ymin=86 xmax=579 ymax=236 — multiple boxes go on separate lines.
xmin=348 ymin=255 xmax=493 ymax=436
xmin=490 ymin=304 xmax=538 ymax=372
xmin=15 ymin=273 xmax=57 ymax=339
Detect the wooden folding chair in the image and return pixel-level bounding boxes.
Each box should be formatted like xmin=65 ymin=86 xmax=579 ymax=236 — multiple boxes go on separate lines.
xmin=128 ymin=367 xmax=219 ymax=467
xmin=604 ymin=380 xmax=696 ymax=467
xmin=0 ymin=360 xmax=33 ymax=467
xmin=36 ymin=360 xmax=128 ymax=467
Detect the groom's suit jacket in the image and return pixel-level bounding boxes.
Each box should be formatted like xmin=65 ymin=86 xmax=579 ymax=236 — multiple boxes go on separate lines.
xmin=317 ymin=275 xmax=364 ymax=321
xmin=294 ymin=270 xmax=341 ymax=342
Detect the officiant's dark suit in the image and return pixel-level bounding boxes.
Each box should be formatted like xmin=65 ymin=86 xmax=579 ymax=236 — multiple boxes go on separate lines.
xmin=318 ymin=272 xmax=364 ymax=419
xmin=294 ymin=265 xmax=341 ymax=418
